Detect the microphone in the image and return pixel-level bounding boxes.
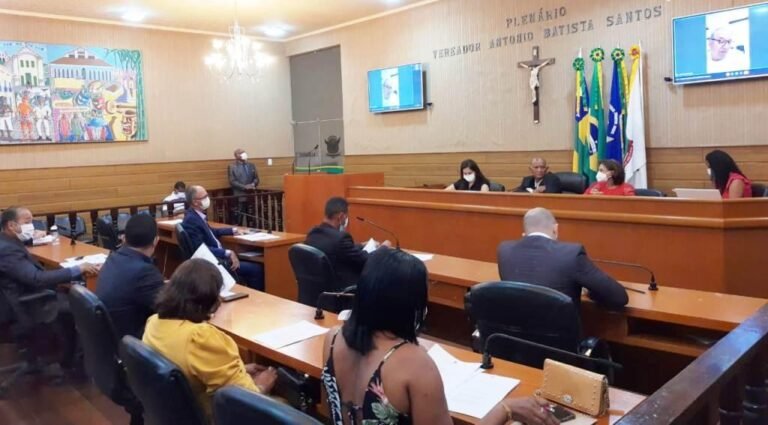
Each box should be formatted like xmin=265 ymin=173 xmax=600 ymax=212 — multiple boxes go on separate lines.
xmin=356 ymin=217 xmax=399 ymax=249
xmin=593 ymin=259 xmax=659 ymax=292
xmin=306 ymin=144 xmax=319 ymax=176
xmin=233 ymin=209 xmax=276 ymax=234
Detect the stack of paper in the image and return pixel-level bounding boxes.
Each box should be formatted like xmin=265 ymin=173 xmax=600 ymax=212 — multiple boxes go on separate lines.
xmin=253 ymin=321 xmax=329 ymax=349
xmin=191 ymin=244 xmax=237 ymax=296
xmin=362 ymin=238 xmax=378 ymax=253
xmin=427 ymin=344 xmax=520 ymax=419
xmin=235 ymin=232 xmax=280 ymax=242
xmin=160 ymin=219 xmax=183 ymax=225
xmin=412 ymin=253 xmax=434 ymax=262
xmin=60 ymin=253 xmax=109 ymax=268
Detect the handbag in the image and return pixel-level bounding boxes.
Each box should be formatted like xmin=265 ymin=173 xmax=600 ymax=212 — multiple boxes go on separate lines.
xmin=537 ymin=359 xmax=610 ymax=417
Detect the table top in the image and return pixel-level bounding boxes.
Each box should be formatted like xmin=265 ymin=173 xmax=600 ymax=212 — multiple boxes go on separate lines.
xmin=155 ymin=218 xmax=306 ymax=248
xmin=211 ymin=285 xmax=643 ymax=424
xmin=28 ymin=236 xmax=109 ymax=266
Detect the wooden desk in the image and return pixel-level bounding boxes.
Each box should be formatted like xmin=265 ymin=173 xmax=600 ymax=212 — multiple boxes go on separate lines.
xmin=211 ymin=285 xmax=643 ymax=425
xmin=28 ymin=237 xmax=107 ymax=290
xmin=155 ymin=219 xmax=305 ymax=300
xmin=346 ymin=187 xmax=768 ymax=298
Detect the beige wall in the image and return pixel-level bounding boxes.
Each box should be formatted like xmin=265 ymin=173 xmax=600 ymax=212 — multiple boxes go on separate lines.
xmin=0 ymin=14 xmax=294 ymax=170
xmin=286 ymin=0 xmax=768 ymax=156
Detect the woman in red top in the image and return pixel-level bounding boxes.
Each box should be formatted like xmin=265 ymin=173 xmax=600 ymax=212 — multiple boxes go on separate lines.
xmin=584 ymin=159 xmax=636 ymax=196
xmin=705 ymin=150 xmax=752 ymax=199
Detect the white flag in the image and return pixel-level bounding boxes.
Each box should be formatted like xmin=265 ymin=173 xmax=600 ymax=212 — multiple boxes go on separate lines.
xmin=624 ymin=44 xmax=648 ymax=189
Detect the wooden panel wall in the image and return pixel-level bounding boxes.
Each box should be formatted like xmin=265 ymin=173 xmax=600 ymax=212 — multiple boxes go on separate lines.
xmin=345 ymin=145 xmax=768 ymax=193
xmin=0 ymin=157 xmax=293 ymax=214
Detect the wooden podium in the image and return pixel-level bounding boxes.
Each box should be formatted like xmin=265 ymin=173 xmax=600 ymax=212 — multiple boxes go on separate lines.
xmin=283 ymin=173 xmax=384 ymax=233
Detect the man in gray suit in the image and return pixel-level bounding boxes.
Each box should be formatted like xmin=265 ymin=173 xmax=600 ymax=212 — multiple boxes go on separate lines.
xmin=228 ymin=148 xmax=260 ymax=224
xmin=497 ymin=208 xmax=628 ymax=310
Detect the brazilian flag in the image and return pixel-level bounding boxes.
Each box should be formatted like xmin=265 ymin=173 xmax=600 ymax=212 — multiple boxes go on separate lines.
xmin=572 ymin=53 xmax=597 ymax=183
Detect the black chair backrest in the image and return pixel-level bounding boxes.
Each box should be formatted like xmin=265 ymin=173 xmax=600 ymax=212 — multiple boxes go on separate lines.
xmin=68 ymin=285 xmax=128 ymax=402
xmin=635 ymin=188 xmax=665 ymax=197
xmin=120 ymin=336 xmax=207 ymax=425
xmin=213 ymin=386 xmax=321 ymax=425
xmin=465 ymin=281 xmax=582 ymax=367
xmin=751 ymin=183 xmax=767 ymax=198
xmin=176 ymin=223 xmax=197 ymax=260
xmin=95 ymin=216 xmax=120 ymax=251
xmin=489 ymin=182 xmax=506 ymax=192
xmin=288 ymin=244 xmax=339 ymax=307
xmin=554 ymin=172 xmax=588 ymax=194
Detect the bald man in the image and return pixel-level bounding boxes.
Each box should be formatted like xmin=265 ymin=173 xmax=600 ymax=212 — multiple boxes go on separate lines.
xmin=497 ymin=208 xmax=627 ymax=310
xmin=515 ymin=158 xmax=562 ymax=194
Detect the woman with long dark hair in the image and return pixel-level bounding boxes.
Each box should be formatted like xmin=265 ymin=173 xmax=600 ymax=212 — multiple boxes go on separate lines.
xmin=705 ymin=150 xmax=752 ymax=199
xmin=321 ymin=249 xmax=557 ymax=425
xmin=445 ymin=159 xmax=491 ymax=192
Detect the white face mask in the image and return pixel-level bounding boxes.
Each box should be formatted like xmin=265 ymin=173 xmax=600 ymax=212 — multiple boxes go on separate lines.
xmin=707 ymin=168 xmax=712 ymax=177
xmin=596 ymin=171 xmax=609 ymax=183
xmin=16 ymin=222 xmax=34 ymax=241
xmin=339 ymin=216 xmax=349 ymax=232
xmin=464 ymin=173 xmax=476 ymax=184
xmin=200 ymin=196 xmax=211 ymax=210
xmin=240 ymin=153 xmax=248 ymax=161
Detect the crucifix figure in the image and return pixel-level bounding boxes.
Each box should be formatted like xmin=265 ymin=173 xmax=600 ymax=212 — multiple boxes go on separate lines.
xmin=518 ymin=46 xmax=555 ymax=124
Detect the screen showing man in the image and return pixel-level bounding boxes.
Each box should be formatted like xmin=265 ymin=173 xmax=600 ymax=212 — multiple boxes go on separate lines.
xmin=706 ymin=9 xmax=750 ymax=74
xmin=381 ymin=68 xmax=400 ymax=108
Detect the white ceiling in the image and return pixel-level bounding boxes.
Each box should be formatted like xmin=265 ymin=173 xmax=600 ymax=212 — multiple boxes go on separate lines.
xmin=0 ymin=0 xmax=435 ymax=40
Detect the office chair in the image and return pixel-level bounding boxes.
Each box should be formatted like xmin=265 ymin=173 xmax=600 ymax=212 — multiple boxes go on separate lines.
xmin=554 ymin=172 xmax=588 ymax=194
xmin=635 ymin=188 xmax=666 ymax=197
xmin=119 ymin=336 xmax=206 ymax=425
xmin=175 ymin=223 xmax=197 ymax=260
xmin=489 ymin=182 xmax=506 ymax=192
xmin=55 ymin=215 xmax=88 ymax=241
xmin=751 ymin=183 xmax=768 ymax=198
xmin=95 ymin=216 xmax=121 ymax=251
xmin=0 ymin=289 xmax=56 ymax=397
xmin=465 ymin=281 xmax=616 ymax=381
xmin=288 ymin=244 xmax=343 ymax=307
xmin=213 ymin=386 xmax=322 ymax=425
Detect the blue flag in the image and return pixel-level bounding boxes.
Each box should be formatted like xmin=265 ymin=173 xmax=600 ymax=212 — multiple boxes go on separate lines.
xmin=606 ymin=49 xmax=627 ymax=163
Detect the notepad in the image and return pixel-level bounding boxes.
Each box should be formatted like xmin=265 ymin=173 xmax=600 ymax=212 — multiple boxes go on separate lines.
xmin=60 ymin=253 xmax=109 ymax=268
xmin=235 ymin=232 xmax=280 ymax=242
xmin=362 ymin=238 xmax=377 ymax=253
xmin=427 ymin=344 xmax=520 ymax=419
xmin=253 ymin=321 xmax=329 ymax=349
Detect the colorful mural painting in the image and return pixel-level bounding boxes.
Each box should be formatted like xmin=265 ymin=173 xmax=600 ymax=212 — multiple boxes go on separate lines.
xmin=0 ymin=41 xmax=146 ymax=145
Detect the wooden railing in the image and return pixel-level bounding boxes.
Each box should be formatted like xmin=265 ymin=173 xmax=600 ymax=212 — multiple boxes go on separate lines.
xmin=25 ymin=188 xmax=284 ymax=245
xmin=617 ymin=303 xmax=768 ymax=424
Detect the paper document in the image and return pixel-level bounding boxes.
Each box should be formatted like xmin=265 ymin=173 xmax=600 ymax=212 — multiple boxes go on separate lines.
xmin=61 ymin=253 xmax=109 ymax=268
xmin=236 ymin=232 xmax=280 ymax=242
xmin=33 ymin=235 xmax=55 ymax=246
xmin=191 ymin=244 xmax=236 ymax=296
xmin=362 ymin=238 xmax=377 ymax=253
xmin=427 ymin=344 xmax=519 ymax=418
xmin=159 ymin=219 xmax=183 ymax=225
xmin=413 ymin=253 xmax=433 ymax=262
xmin=253 ymin=320 xmax=329 ymax=349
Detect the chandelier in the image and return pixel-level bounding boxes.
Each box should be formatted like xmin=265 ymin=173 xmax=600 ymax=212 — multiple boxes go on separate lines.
xmin=204 ymin=20 xmax=274 ymax=82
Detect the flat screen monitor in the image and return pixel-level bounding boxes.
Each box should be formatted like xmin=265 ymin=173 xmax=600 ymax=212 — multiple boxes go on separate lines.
xmin=673 ymin=2 xmax=768 ymax=84
xmin=368 ymin=63 xmax=425 ymax=113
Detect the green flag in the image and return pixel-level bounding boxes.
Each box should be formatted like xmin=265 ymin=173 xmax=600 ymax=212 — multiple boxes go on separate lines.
xmin=572 ymin=53 xmax=596 ymax=183
xmin=589 ymin=48 xmax=607 ymax=165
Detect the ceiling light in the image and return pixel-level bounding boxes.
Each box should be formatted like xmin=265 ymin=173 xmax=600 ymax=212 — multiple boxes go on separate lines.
xmin=122 ymin=10 xmax=146 ymax=23
xmin=261 ymin=25 xmax=291 ymax=39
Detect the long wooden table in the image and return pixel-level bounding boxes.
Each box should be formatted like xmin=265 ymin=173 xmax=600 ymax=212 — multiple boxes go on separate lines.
xmin=211 ymin=285 xmax=643 ymax=425
xmin=28 ymin=236 xmax=107 ymax=290
xmin=343 ymin=187 xmax=768 ymax=298
xmin=154 ymin=219 xmax=305 ymax=301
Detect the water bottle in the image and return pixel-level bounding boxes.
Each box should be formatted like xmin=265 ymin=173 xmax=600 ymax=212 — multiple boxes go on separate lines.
xmin=50 ymin=225 xmax=59 ymax=245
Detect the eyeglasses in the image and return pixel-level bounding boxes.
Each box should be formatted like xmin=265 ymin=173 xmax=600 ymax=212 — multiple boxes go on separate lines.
xmin=708 ymin=37 xmax=733 ymax=47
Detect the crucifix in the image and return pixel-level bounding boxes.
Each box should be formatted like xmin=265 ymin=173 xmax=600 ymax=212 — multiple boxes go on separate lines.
xmin=518 ymin=46 xmax=555 ymax=124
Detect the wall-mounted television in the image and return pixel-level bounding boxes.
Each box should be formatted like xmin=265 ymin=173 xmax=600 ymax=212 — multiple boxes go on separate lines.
xmin=368 ymin=63 xmax=425 ymax=113
xmin=673 ymin=2 xmax=768 ymax=85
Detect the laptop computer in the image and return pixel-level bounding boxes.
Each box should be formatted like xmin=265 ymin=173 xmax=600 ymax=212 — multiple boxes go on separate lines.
xmin=672 ymin=188 xmax=722 ymax=200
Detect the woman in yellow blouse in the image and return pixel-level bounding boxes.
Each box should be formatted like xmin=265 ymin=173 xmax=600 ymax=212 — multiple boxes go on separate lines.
xmin=143 ymin=259 xmax=277 ymax=419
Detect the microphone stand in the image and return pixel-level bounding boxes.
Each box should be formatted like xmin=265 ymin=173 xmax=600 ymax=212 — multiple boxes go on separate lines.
xmin=593 ymin=259 xmax=659 ymax=292
xmin=355 ymin=217 xmax=400 ymax=249
xmin=234 ymin=209 xmax=276 ymax=234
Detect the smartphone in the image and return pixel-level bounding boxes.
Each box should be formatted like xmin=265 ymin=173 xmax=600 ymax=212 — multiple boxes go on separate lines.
xmin=550 ymin=404 xmax=576 ymax=423
xmin=221 ymin=292 xmax=248 ymax=303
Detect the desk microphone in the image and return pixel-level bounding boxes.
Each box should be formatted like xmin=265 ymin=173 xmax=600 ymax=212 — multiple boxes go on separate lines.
xmin=307 ymin=144 xmax=319 ymax=175
xmin=234 ymin=209 xmax=276 ymax=234
xmin=355 ymin=217 xmax=400 ymax=249
xmin=593 ymin=259 xmax=659 ymax=292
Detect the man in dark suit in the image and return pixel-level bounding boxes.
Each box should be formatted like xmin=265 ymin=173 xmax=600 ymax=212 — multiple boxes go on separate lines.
xmin=305 ymin=197 xmax=391 ymax=287
xmin=515 ymin=158 xmax=562 ymax=194
xmin=182 ymin=185 xmax=265 ymax=291
xmin=497 ymin=208 xmax=628 ymax=310
xmin=0 ymin=207 xmax=98 ymax=369
xmin=228 ymin=148 xmax=259 ymax=224
xmin=96 ymin=214 xmax=164 ymax=339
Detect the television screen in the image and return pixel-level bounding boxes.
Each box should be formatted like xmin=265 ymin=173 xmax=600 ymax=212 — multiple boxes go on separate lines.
xmin=673 ymin=2 xmax=768 ymax=84
xmin=368 ymin=63 xmax=425 ymax=113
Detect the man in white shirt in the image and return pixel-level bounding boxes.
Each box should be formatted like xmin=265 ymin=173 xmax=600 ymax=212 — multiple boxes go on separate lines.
xmin=707 ymin=26 xmax=750 ymax=74
xmin=162 ymin=181 xmax=186 ymax=216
